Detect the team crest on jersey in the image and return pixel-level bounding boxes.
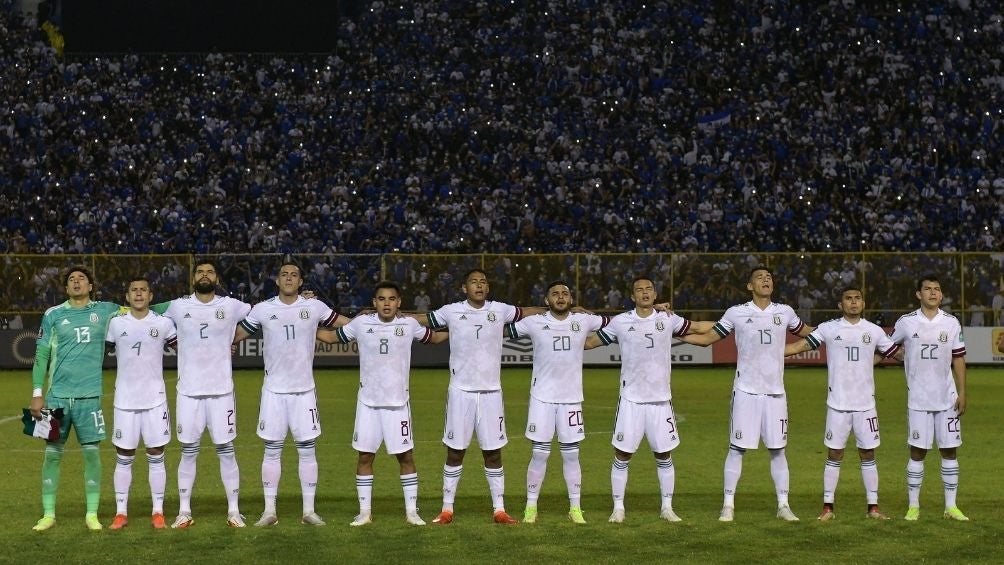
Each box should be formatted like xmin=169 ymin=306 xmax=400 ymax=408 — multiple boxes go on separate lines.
xmin=487 ymin=312 xmax=497 ymax=323
xmin=300 ymin=309 xmax=310 ymax=320
xmin=862 ymin=333 xmax=871 ymax=344
xmin=395 ymin=326 xmax=405 ymax=336
xmin=938 ymin=331 xmax=948 ymax=343
xmin=655 ymin=321 xmax=665 ymax=332
xmin=571 ymin=321 xmax=581 ymax=332
xmin=216 ymin=309 xmax=225 ymax=320
xmin=89 ymin=313 xmax=99 ymax=323
xmin=149 ymin=327 xmax=159 ymax=338
xmin=772 ymin=315 xmax=782 ymax=326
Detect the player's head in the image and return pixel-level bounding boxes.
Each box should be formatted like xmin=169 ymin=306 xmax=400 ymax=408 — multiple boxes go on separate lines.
xmin=915 ymin=274 xmax=943 ymax=309
xmin=373 ymin=281 xmax=402 ymax=321
xmin=462 ymin=269 xmax=489 ymax=303
xmin=630 ymin=276 xmax=657 ymax=309
xmin=838 ymin=286 xmax=864 ymax=317
xmin=747 ymin=266 xmax=774 ymax=298
xmin=192 ymin=260 xmax=219 ymax=294
xmin=126 ymin=276 xmax=153 ymax=310
xmin=275 ymin=261 xmax=303 ymax=297
xmin=544 ymin=280 xmax=573 ymax=314
xmin=63 ymin=265 xmax=94 ymax=300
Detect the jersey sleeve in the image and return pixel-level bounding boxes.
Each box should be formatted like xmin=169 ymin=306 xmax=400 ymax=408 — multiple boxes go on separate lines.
xmin=239 ymin=303 xmax=264 ymax=335
xmin=106 ymin=317 xmax=120 ymax=344
xmin=507 ymin=318 xmax=527 ymax=339
xmin=428 ymin=305 xmax=450 ymax=330
xmin=804 ymin=323 xmax=827 ymax=350
xmin=163 ymin=317 xmax=178 ymax=347
xmin=316 ymin=303 xmax=339 ymax=327
xmin=597 ymin=317 xmax=618 ymax=345
xmin=150 ymin=301 xmax=171 ymax=315
xmin=785 ymin=306 xmax=806 ymax=334
xmin=670 ymin=313 xmax=692 ymax=337
xmin=951 ymin=320 xmax=966 ymax=357
xmin=505 ymin=302 xmax=524 ymax=323
xmin=335 ymin=317 xmax=358 ymax=343
xmin=889 ymin=317 xmax=908 ymax=344
xmin=32 ymin=309 xmax=56 ymax=390
xmin=712 ymin=307 xmax=736 ymax=338
xmin=412 ymin=318 xmax=433 ymax=343
xmin=873 ymin=326 xmax=898 ymax=357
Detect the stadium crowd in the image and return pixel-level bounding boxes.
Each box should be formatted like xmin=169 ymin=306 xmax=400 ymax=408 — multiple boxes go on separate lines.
xmin=1 ymin=0 xmax=1003 ymax=316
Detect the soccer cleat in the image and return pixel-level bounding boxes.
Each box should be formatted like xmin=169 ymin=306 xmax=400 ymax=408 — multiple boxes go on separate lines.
xmin=301 ymin=512 xmax=326 ymax=526
xmin=718 ymin=506 xmax=735 ymax=522
xmin=904 ymin=507 xmax=920 ymax=521
xmin=943 ymin=507 xmax=969 ymax=522
xmin=171 ymin=514 xmax=194 ymax=529
xmin=776 ymin=505 xmax=799 ymax=522
xmin=431 ymin=510 xmax=454 ymax=524
xmin=254 ymin=512 xmax=279 ymax=527
xmin=660 ymin=508 xmax=682 ymax=522
xmin=522 ymin=505 xmax=538 ymax=524
xmin=608 ymin=509 xmax=625 ymax=523
xmin=493 ymin=510 xmax=518 ymax=525
xmin=32 ymin=516 xmax=56 ymax=532
xmin=109 ymin=514 xmax=129 ymax=530
xmin=405 ymin=511 xmax=426 ymax=526
xmin=227 ymin=512 xmax=246 ymax=528
xmin=151 ymin=513 xmax=167 ymax=529
xmin=567 ymin=507 xmax=586 ymax=524
xmin=349 ymin=512 xmax=372 ymax=527
xmin=866 ymin=507 xmax=890 ymax=520
xmin=817 ymin=508 xmax=835 ymax=522
xmin=85 ymin=514 xmax=103 ymax=531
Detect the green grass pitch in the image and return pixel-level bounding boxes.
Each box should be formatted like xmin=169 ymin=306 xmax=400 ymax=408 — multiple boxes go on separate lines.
xmin=2 ymin=366 xmax=1002 ymax=563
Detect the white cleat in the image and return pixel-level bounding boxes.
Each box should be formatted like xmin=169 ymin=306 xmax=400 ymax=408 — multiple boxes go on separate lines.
xmin=253 ymin=512 xmax=278 ymax=527
xmin=349 ymin=512 xmax=372 ymax=527
xmin=776 ymin=505 xmax=800 ymax=522
xmin=608 ymin=509 xmax=625 ymax=523
xmin=719 ymin=506 xmax=735 ymax=522
xmin=405 ymin=511 xmax=426 ymax=526
xmin=660 ymin=508 xmax=682 ymax=522
xmin=227 ymin=512 xmax=247 ymax=528
xmin=301 ymin=512 xmax=326 ymax=526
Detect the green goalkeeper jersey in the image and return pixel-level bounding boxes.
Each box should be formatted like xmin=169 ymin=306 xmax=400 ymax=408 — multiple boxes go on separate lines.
xmin=32 ymin=300 xmax=124 ymax=398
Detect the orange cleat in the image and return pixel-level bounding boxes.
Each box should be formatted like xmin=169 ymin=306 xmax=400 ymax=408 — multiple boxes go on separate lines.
xmin=493 ymin=510 xmax=518 ymax=525
xmin=151 ymin=513 xmax=167 ymax=529
xmin=109 ymin=514 xmax=129 ymax=530
xmin=432 ymin=510 xmax=454 ymax=524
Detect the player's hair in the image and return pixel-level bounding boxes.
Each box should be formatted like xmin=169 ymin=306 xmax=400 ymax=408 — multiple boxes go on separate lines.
xmin=462 ymin=269 xmax=488 ymax=284
xmin=916 ymin=274 xmax=941 ymax=291
xmin=840 ymin=285 xmax=863 ymax=297
xmin=126 ymin=276 xmax=152 ymax=291
xmin=374 ymin=280 xmax=401 ymax=296
xmin=748 ymin=266 xmax=773 ymax=280
xmin=63 ymin=265 xmax=94 ymax=287
xmin=278 ymin=261 xmax=302 ymax=277
xmin=192 ymin=258 xmax=219 ymax=275
xmin=630 ymin=276 xmax=655 ymax=290
xmin=546 ymin=279 xmax=571 ymax=294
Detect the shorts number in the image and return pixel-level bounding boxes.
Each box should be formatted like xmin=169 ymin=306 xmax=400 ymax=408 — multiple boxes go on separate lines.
xmin=91 ymin=410 xmax=105 ymax=429
xmin=921 ymin=344 xmax=939 ymax=359
xmin=498 ymin=416 xmax=505 ymax=432
xmin=779 ymin=418 xmax=788 ymax=435
xmin=379 ymin=338 xmax=389 ymax=354
xmin=400 ymin=420 xmax=410 ymax=437
xmin=309 ymin=408 xmax=318 ymax=423
xmin=947 ymin=417 xmax=960 ymax=433
xmin=227 ymin=409 xmax=235 ymax=426
xmin=552 ymin=335 xmax=571 ymax=351
xmin=567 ymin=410 xmax=583 ymax=427
xmin=866 ymin=416 xmax=879 ymax=433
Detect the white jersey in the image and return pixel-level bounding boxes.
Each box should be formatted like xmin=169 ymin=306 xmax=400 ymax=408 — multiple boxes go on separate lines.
xmin=890 ymin=309 xmax=966 ymax=411
xmin=508 ymin=311 xmax=606 ymax=403
xmin=240 ymin=296 xmax=340 ymax=393
xmin=163 ymin=294 xmax=251 ymax=396
xmin=805 ymin=317 xmax=898 ymax=411
xmin=106 ymin=311 xmax=177 ymax=410
xmin=428 ymin=300 xmax=522 ymax=391
xmin=713 ymin=301 xmax=805 ymax=395
xmin=597 ymin=309 xmax=691 ymax=403
xmin=336 ymin=314 xmax=432 ymax=407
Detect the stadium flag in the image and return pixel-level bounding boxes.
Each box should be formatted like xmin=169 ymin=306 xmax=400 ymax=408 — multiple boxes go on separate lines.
xmin=21 ymin=408 xmax=63 ymax=441
xmin=697 ymin=110 xmax=732 ymax=132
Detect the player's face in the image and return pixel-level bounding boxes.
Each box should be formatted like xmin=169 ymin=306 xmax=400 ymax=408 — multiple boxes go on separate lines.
xmin=838 ymin=290 xmax=864 ymax=316
xmin=916 ymin=280 xmax=943 ymax=309
xmin=127 ymin=280 xmax=152 ymax=310
xmin=747 ymin=269 xmax=774 ymax=298
xmin=373 ymin=288 xmax=401 ymax=320
xmin=545 ymin=285 xmax=573 ymax=314
xmin=275 ymin=266 xmax=303 ymax=296
xmin=65 ymin=270 xmax=92 ymax=300
xmin=463 ymin=272 xmax=489 ymax=303
xmin=631 ymin=279 xmax=656 ymax=308
xmin=192 ymin=264 xmax=218 ymax=294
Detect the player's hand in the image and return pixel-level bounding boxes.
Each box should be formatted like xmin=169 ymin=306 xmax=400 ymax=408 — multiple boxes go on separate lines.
xmin=30 ymin=396 xmax=44 ymax=420
xmin=231 ymin=343 xmax=238 ymax=356
xmin=654 ymin=302 xmax=673 ymax=312
xmin=570 ymin=305 xmax=594 ymax=315
xmin=356 ymin=308 xmax=374 ymax=317
xmin=955 ymin=394 xmax=966 ymax=417
xmin=302 ymin=290 xmax=317 ymax=300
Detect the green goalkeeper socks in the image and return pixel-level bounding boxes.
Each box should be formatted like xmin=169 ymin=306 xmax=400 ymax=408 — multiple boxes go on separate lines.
xmin=82 ymin=443 xmax=102 ymax=514
xmin=41 ymin=443 xmax=64 ymax=516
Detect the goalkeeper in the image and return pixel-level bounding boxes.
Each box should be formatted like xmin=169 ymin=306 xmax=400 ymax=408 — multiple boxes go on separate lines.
xmin=30 ymin=266 xmax=122 ymax=531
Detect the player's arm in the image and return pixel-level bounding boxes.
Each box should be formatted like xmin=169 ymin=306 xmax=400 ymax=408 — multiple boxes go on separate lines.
xmin=784 ymin=338 xmax=813 ymax=357
xmin=400 ymin=312 xmax=432 ymax=327
xmin=150 ymin=301 xmax=171 ymax=315
xmin=584 ymin=333 xmax=603 ymax=350
xmin=653 ymin=302 xmax=673 ymax=313
xmin=952 ymin=354 xmax=967 ymax=416
xmin=996 ymin=332 xmax=1004 ymax=355
xmin=30 ymin=316 xmax=55 ymax=418
xmin=426 ymin=330 xmax=449 ymax=344
xmin=683 ymin=321 xmax=715 ymax=335
xmin=678 ymin=328 xmax=724 ymax=346
xmin=316 ymin=328 xmax=347 ymax=344
xmin=795 ymin=323 xmax=815 ymax=338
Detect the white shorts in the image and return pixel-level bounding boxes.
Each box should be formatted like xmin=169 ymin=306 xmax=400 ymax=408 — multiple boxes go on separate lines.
xmin=176 ymin=392 xmax=238 ymax=445
xmin=824 ymin=407 xmax=880 ymax=450
xmin=112 ymin=401 xmax=172 ymax=450
xmin=352 ymin=399 xmax=414 ymax=455
xmin=908 ymin=408 xmax=963 ymax=450
xmin=442 ymin=386 xmax=508 ymax=451
xmin=729 ymin=389 xmax=788 ymax=450
xmin=612 ymin=397 xmax=680 ymax=454
xmin=258 ymin=387 xmax=321 ymax=442
xmin=525 ymin=397 xmax=585 ymax=444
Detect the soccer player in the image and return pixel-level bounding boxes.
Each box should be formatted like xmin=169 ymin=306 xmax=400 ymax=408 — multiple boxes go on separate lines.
xmin=30 ymin=266 xmax=123 ymax=531
xmin=316 ymin=281 xmax=449 ymax=526
xmin=890 ymin=275 xmax=968 ymax=521
xmin=585 ymin=277 xmax=714 ymax=523
xmin=106 ymin=277 xmax=178 ymax=530
xmin=504 ymin=280 xmax=609 ymax=524
xmin=419 ymin=269 xmax=535 ymax=526
xmin=783 ymin=287 xmax=899 ymax=521
xmin=680 ymin=266 xmax=813 ymax=522
xmin=233 ymin=261 xmax=347 ymax=527
xmin=160 ymin=260 xmax=252 ymax=528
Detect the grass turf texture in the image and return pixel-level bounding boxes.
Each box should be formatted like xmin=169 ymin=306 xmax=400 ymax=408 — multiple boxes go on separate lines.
xmin=2 ymin=366 xmax=1002 ymax=563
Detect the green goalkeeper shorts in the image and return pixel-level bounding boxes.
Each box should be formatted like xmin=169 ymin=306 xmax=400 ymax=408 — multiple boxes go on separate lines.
xmin=47 ymin=396 xmax=106 ymax=444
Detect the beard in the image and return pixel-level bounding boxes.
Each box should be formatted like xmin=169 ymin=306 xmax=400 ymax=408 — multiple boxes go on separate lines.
xmin=193 ymin=280 xmax=216 ymax=294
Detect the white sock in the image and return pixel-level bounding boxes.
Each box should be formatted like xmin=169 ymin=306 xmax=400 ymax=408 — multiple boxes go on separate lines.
xmin=611 ymin=458 xmax=629 ymax=511
xmin=526 ymin=442 xmax=550 ymax=505
xmin=769 ymin=448 xmax=790 ymax=507
xmin=356 ymin=475 xmax=373 ymax=513
xmin=823 ymin=459 xmax=841 ymax=504
xmin=860 ymin=459 xmax=879 ymax=505
xmin=296 ymin=440 xmax=318 ymax=515
xmin=177 ymin=442 xmax=199 ymax=515
xmin=262 ymin=440 xmax=283 ymax=514
xmin=216 ymin=442 xmax=241 ymax=514
xmin=655 ymin=456 xmax=675 ymax=510
xmin=941 ymin=459 xmax=959 ymax=509
xmin=442 ymin=464 xmax=462 ymax=511
xmin=484 ymin=466 xmax=505 ymax=512
xmin=114 ymin=454 xmax=135 ymax=515
xmin=147 ymin=452 xmax=166 ymax=514
xmin=400 ymin=472 xmax=419 ymax=513
xmin=559 ymin=442 xmax=582 ymax=509
xmin=723 ymin=446 xmax=744 ymax=507
xmin=907 ymin=459 xmax=924 ymax=507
